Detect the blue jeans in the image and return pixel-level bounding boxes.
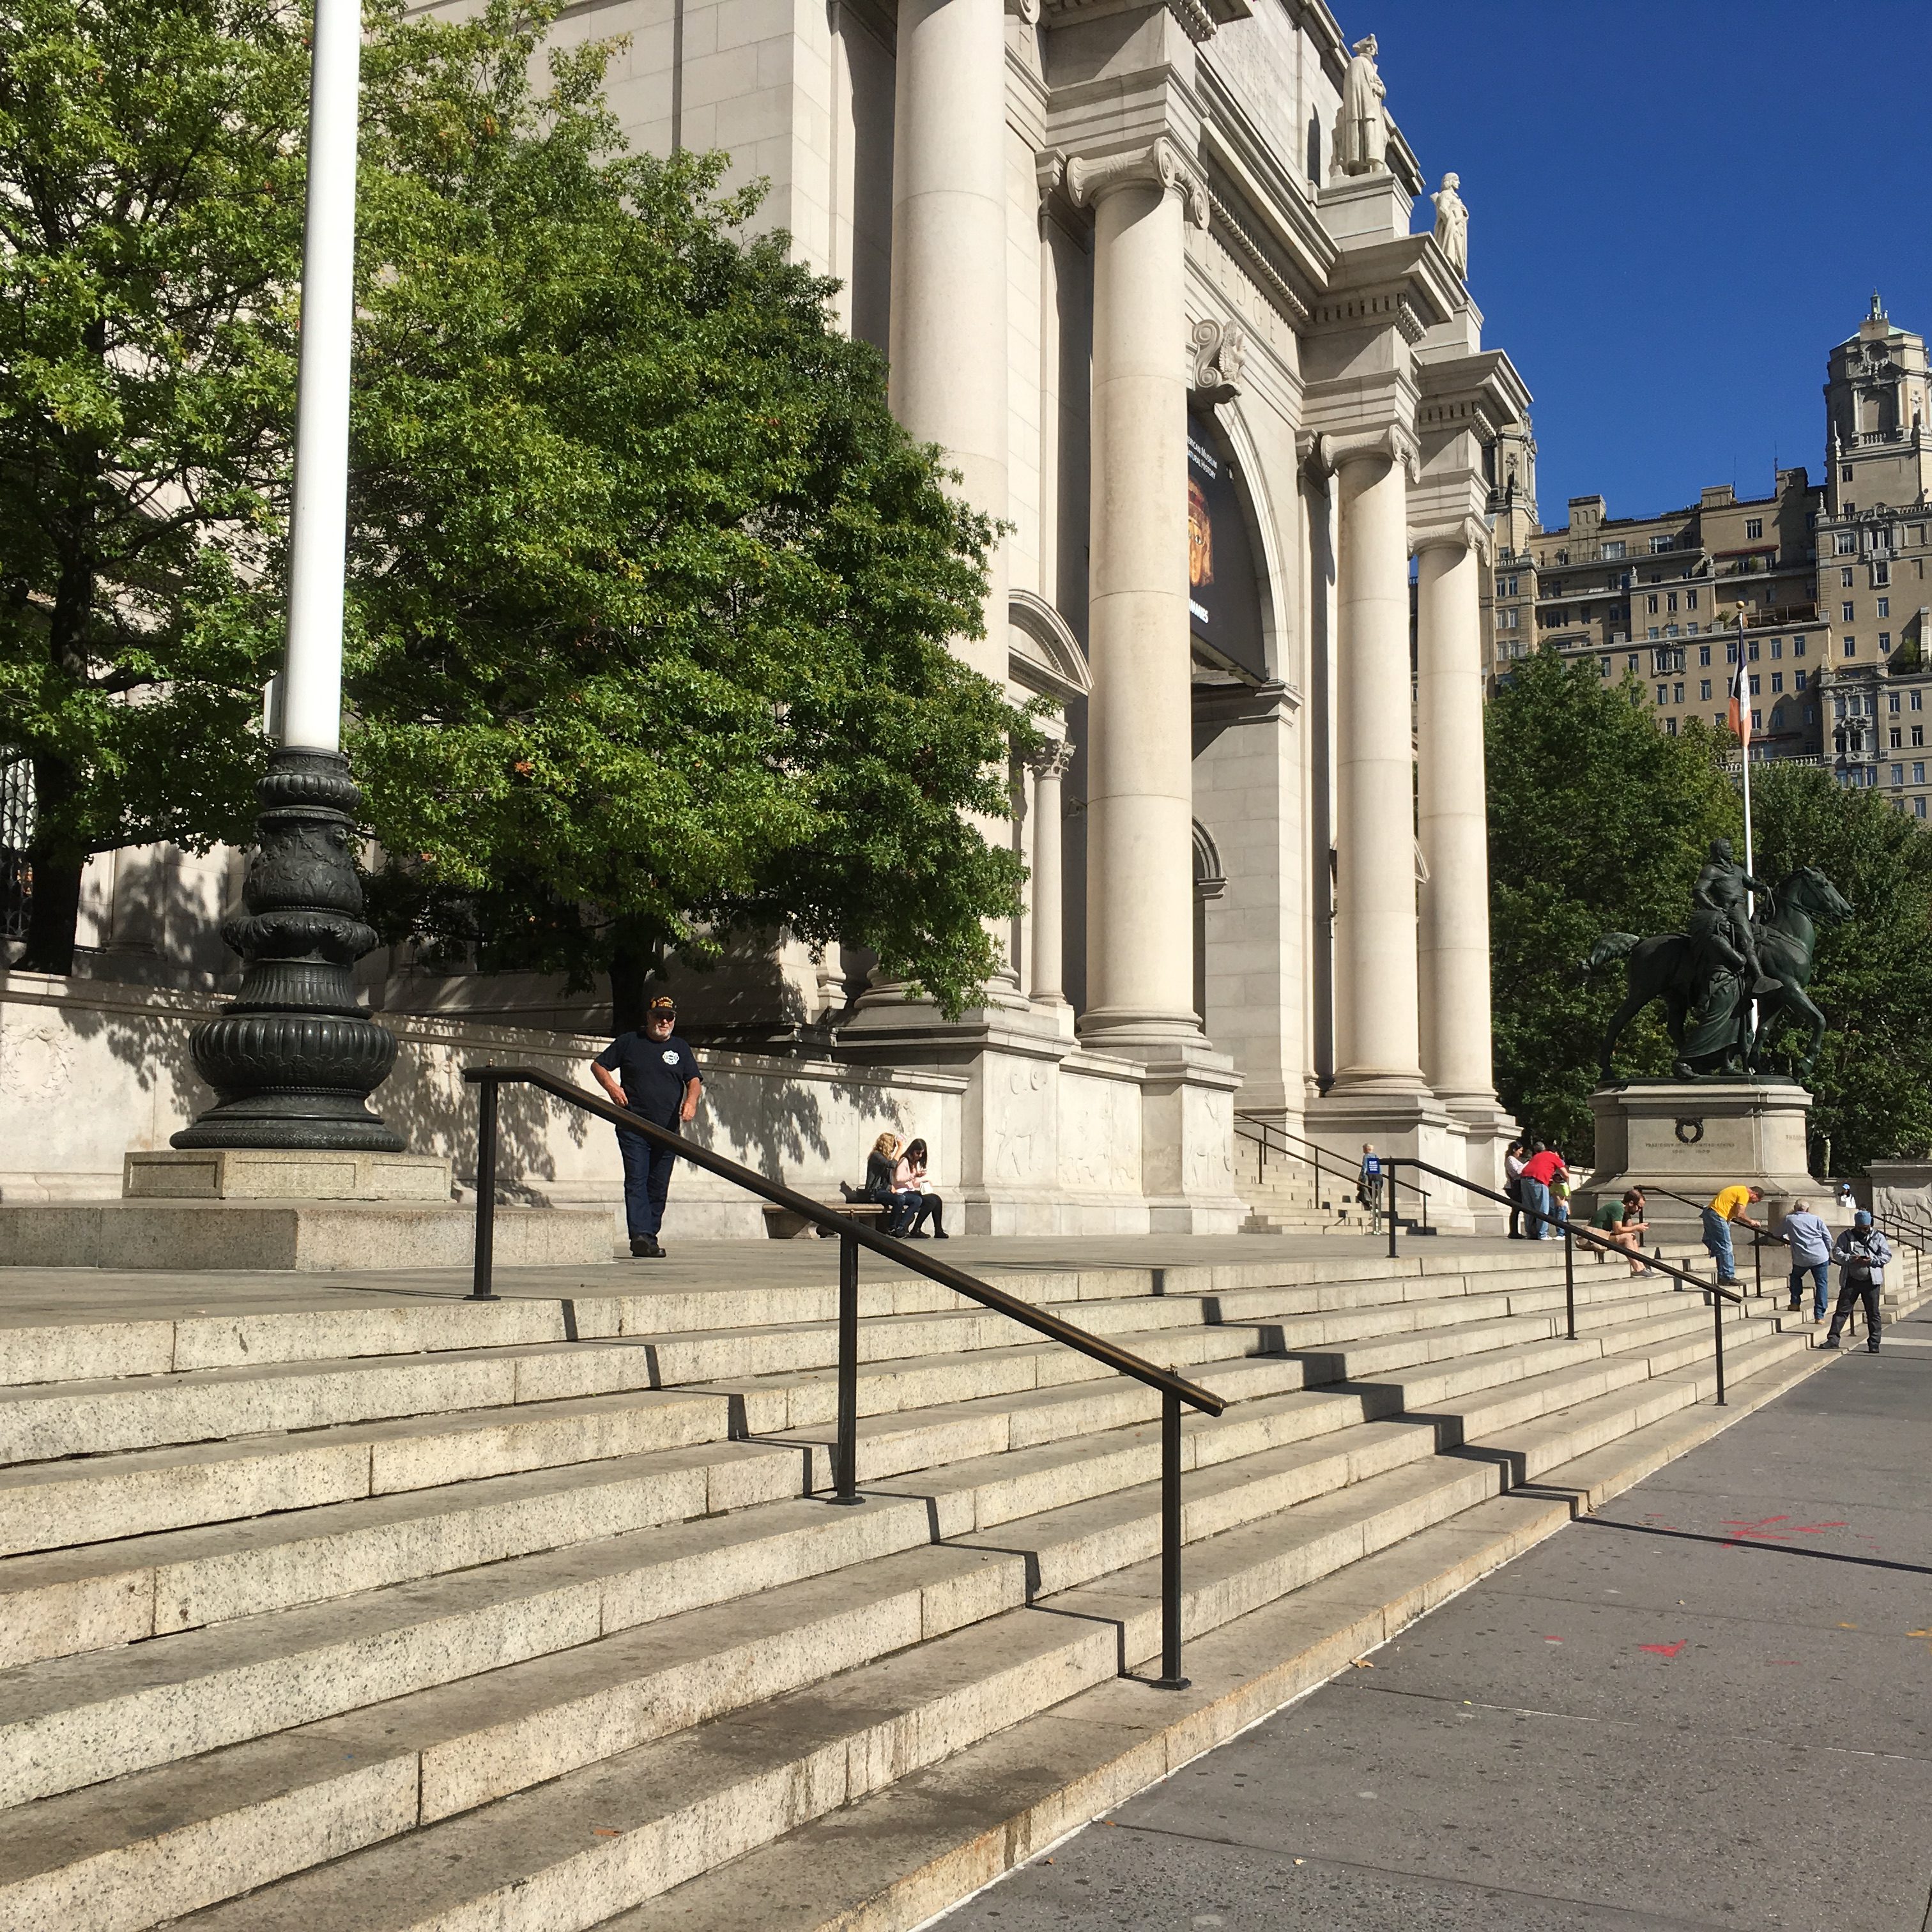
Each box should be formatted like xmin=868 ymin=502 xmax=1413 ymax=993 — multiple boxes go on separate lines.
xmin=617 ymin=1125 xmax=678 ymax=1239
xmin=1521 ymin=1178 xmax=1552 ymax=1238
xmin=1789 ymin=1262 xmax=1828 ymax=1317
xmin=1701 ymin=1208 xmax=1736 ymax=1280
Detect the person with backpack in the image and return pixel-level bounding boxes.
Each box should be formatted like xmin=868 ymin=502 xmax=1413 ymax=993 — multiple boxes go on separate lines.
xmin=1356 ymin=1144 xmax=1384 ymax=1233
xmin=1821 ymin=1211 xmax=1891 ymax=1353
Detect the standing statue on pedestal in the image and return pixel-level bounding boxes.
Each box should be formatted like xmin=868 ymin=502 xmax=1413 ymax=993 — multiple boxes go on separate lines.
xmin=1583 ymin=855 xmax=1853 ymax=1081
xmin=1431 ymin=172 xmax=1469 ymax=276
xmin=1331 ymin=35 xmax=1388 ymax=177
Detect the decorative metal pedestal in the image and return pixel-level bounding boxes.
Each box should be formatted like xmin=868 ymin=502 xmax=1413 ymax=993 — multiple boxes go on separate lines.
xmin=173 ymin=746 xmax=404 ymax=1152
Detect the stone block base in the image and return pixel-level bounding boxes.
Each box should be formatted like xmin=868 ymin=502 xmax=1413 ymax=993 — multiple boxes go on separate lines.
xmin=125 ymin=1148 xmax=454 ymax=1202
xmin=1302 ymin=1089 xmax=1499 ymax=1233
xmin=0 ymin=1200 xmax=614 ymax=1271
xmin=1586 ymin=1079 xmax=1820 ymax=1237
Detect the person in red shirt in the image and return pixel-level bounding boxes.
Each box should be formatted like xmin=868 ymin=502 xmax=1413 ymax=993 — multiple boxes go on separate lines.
xmin=1517 ymin=1143 xmax=1568 ymax=1241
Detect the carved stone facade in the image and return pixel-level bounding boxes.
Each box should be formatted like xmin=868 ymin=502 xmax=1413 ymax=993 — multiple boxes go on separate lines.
xmin=13 ymin=0 xmax=1531 ymax=1230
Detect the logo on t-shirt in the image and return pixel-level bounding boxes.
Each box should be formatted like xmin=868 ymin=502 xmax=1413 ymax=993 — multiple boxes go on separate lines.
xmin=661 ymin=1049 xmax=680 ymax=1066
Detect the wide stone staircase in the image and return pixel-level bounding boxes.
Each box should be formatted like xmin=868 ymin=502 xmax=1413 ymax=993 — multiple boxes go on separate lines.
xmin=0 ymin=1238 xmax=1889 ymax=1931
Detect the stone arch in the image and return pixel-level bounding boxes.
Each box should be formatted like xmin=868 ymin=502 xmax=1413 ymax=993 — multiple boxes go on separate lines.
xmin=1008 ymin=588 xmax=1090 ymax=703
xmin=1197 ymin=394 xmax=1292 ymax=690
xmin=1192 ymin=818 xmax=1226 ymax=1029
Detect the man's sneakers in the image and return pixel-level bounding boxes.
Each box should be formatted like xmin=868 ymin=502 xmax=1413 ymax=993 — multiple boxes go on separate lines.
xmin=629 ymin=1235 xmax=665 ymax=1259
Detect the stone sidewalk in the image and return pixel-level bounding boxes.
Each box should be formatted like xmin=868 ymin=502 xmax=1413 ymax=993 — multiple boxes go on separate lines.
xmin=939 ymin=1300 xmax=1932 ymax=1931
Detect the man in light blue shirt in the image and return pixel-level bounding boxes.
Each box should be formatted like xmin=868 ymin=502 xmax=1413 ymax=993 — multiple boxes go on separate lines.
xmin=1780 ymin=1200 xmax=1833 ymax=1322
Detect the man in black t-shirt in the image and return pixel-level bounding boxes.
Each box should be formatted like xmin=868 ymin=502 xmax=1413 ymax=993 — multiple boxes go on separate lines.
xmin=592 ymin=995 xmax=704 ymax=1258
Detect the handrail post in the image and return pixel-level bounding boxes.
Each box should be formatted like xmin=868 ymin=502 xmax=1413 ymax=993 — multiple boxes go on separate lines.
xmin=470 ymin=1072 xmax=498 ymax=1301
xmin=831 ymin=1230 xmax=863 ymax=1504
xmin=1386 ymin=1165 xmax=1399 ymax=1260
xmin=1563 ymin=1224 xmax=1577 ymax=1341
xmin=1712 ymin=1289 xmax=1727 ymax=1405
xmin=1156 ymin=1390 xmax=1188 ymax=1689
xmin=1753 ymin=1233 xmax=1763 ymax=1300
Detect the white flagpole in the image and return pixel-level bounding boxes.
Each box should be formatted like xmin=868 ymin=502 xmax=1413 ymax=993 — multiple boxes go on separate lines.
xmin=1739 ymin=608 xmax=1757 ymax=1057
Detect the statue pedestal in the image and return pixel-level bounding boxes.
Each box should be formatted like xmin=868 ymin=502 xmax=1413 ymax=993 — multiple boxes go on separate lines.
xmin=1586 ymin=1079 xmax=1820 ymax=1238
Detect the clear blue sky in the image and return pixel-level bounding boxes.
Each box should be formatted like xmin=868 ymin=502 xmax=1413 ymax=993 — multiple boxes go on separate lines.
xmin=1356 ymin=1 xmax=1932 ymax=529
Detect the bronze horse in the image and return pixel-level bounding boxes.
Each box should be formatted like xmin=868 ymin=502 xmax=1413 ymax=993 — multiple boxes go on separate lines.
xmin=1583 ymin=866 xmax=1853 ymax=1080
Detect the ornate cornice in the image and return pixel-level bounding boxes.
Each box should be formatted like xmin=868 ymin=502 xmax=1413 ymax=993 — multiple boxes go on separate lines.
xmin=1039 ymin=0 xmax=1249 ymax=43
xmin=1201 ymin=183 xmax=1313 ymax=326
xmin=1311 ymin=289 xmax=1428 ymax=346
xmin=1064 ymin=139 xmax=1210 ymax=229
xmin=1409 ymin=514 xmax=1492 ymax=563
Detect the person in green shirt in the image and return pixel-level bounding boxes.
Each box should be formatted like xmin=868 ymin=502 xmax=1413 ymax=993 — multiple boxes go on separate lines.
xmin=1590 ymin=1188 xmax=1650 ymax=1274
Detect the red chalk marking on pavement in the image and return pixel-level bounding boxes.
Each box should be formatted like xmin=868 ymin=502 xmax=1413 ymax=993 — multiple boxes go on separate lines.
xmin=1718 ymin=1515 xmax=1848 ymax=1548
xmin=1542 ymin=1635 xmax=1563 ymax=1643
xmin=1640 ymin=1642 xmax=1687 ymax=1658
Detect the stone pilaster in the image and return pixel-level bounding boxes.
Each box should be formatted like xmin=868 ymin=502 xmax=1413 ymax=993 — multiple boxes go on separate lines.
xmin=1026 ymin=739 xmax=1073 ymax=1006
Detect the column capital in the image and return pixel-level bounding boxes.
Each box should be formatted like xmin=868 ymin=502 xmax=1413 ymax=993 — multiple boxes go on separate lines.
xmin=1027 ymin=737 xmax=1076 ymax=780
xmin=1308 ymin=422 xmax=1418 ymax=484
xmin=1409 ymin=514 xmax=1491 ymax=563
xmin=1062 ymin=139 xmax=1209 ymax=229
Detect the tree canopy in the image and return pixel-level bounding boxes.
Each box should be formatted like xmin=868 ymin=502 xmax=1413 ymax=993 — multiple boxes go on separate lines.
xmin=2 ymin=0 xmax=1032 ymax=1016
xmin=1486 ymin=645 xmax=1932 ymax=1172
xmin=1486 ymin=647 xmax=1740 ymax=1155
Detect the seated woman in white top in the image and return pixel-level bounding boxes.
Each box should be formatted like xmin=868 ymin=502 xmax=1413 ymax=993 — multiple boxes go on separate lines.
xmin=892 ymin=1139 xmax=947 ymax=1239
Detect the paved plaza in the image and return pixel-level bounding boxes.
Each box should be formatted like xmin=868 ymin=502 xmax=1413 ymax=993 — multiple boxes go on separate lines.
xmin=940 ymin=1299 xmax=1932 ymax=1931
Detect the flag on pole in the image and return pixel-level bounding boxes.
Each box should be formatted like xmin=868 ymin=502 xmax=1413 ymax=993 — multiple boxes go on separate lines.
xmin=1727 ymin=653 xmax=1751 ymax=750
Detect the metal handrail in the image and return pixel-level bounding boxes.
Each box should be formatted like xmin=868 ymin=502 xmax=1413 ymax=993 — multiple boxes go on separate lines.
xmin=1234 ymin=1113 xmax=1432 ymax=1234
xmin=463 ymin=1064 xmax=1223 ymax=1689
xmin=1381 ymin=1154 xmax=1747 ymax=1404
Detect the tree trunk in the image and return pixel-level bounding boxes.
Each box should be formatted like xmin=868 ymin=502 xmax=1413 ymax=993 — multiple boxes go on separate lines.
xmin=17 ymin=755 xmax=86 ymax=975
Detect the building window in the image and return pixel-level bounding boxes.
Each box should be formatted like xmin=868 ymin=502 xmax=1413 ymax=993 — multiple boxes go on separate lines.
xmin=1874 ymin=560 xmax=1891 ymax=586
xmin=1726 ymin=643 xmax=1738 ymax=662
xmin=1599 ymin=656 xmax=1611 ymax=677
xmin=1674 ymin=682 xmax=1685 ymax=703
xmin=1837 ymin=534 xmax=1858 ymax=555
xmin=1881 ymin=633 xmax=1892 ymax=652
xmin=1841 ymin=567 xmax=1855 ymax=588
xmin=1626 ymin=652 xmax=1639 ymax=673
xmin=1655 ymin=684 xmax=1668 ymax=705
xmin=1715 ymin=713 xmax=1726 ymax=727
xmin=1917 ymin=763 xmax=1927 ymax=785
xmin=1893 ymin=764 xmax=1905 ymax=786
xmin=1878 ymin=597 xmax=1891 ymax=618
xmin=1745 ymin=518 xmax=1763 ymax=539
xmin=1843 ymin=602 xmax=1856 ymax=622
xmin=1843 ymin=464 xmax=1855 ymax=482
xmin=1890 ymin=694 xmax=1902 ymax=713
xmin=1699 ymin=645 xmax=1712 ymax=666
xmin=1686 ymin=589 xmax=1699 ymax=610
xmin=1771 ymin=672 xmax=1784 ymax=693
xmin=1915 ymin=692 xmax=1926 ymax=710
xmin=1917 ymin=726 xmax=1927 ymax=746
xmin=1647 ymin=626 xmax=1660 ymax=640
xmin=1749 ymin=673 xmax=1761 ymax=695
xmin=1650 ymin=535 xmax=1673 ymax=553
xmin=1645 ymin=594 xmax=1659 ymax=615
xmin=1699 ymin=678 xmax=1712 ymax=700
xmin=1795 ymin=670 xmax=1807 ymax=690
xmin=1666 ymin=716 xmax=1678 ymax=735
xmin=1666 ymin=592 xmax=1678 ymax=613
xmin=1665 ymin=624 xmax=1680 ymax=637
xmin=1687 ymin=622 xmax=1699 ymax=636
xmin=1747 ymin=640 xmax=1759 ymax=660
xmin=1793 ymin=638 xmax=1806 ymax=657
xmin=1918 ymin=797 xmax=1928 ymax=818
xmin=1845 ymin=638 xmax=1858 ymax=656
xmin=1752 ymin=709 xmax=1762 ymax=730
xmin=1892 ymin=728 xmax=1904 ymax=749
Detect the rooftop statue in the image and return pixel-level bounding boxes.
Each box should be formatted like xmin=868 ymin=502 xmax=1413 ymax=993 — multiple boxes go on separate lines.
xmin=1583 ymin=850 xmax=1853 ymax=1081
xmin=1431 ymin=172 xmax=1468 ymax=277
xmin=1332 ymin=35 xmax=1388 ymax=177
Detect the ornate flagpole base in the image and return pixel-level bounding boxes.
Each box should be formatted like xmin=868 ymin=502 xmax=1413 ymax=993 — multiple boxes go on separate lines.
xmin=172 ymin=746 xmax=404 ymax=1153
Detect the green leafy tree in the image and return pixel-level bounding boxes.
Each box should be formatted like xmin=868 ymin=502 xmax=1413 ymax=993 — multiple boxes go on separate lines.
xmin=2 ymin=0 xmax=1029 ymax=1014
xmin=0 ymin=0 xmax=308 ymax=970
xmin=1751 ymin=763 xmax=1932 ymax=1172
xmin=346 ymin=4 xmax=1032 ymax=1023
xmin=1485 ymin=647 xmax=1740 ymax=1157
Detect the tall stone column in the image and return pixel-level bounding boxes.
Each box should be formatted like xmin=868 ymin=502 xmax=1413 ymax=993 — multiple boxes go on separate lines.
xmin=1330 ymin=427 xmax=1424 ymax=1092
xmin=1067 ymin=139 xmax=1208 ymax=1050
xmin=1027 ymin=739 xmax=1071 ymax=1004
xmin=1414 ymin=518 xmax=1498 ymax=1114
xmin=889 ymin=0 xmax=1008 ymax=690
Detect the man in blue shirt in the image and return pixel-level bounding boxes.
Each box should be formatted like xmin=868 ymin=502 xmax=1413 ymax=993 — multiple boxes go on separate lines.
xmin=1779 ymin=1199 xmax=1833 ymax=1322
xmin=592 ymin=995 xmax=703 ymax=1259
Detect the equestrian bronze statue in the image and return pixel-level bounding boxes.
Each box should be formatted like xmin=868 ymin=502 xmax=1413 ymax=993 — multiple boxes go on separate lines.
xmin=1583 ymin=841 xmax=1852 ymax=1081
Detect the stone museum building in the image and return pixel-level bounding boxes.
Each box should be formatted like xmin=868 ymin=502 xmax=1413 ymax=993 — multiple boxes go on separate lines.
xmin=1489 ymin=296 xmax=1932 ymax=821
xmin=1 ymin=1 xmax=1531 ymax=1232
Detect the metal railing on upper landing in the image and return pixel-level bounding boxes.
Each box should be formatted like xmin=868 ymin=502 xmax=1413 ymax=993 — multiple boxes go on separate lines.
xmin=1376 ymin=1156 xmax=1750 ymax=1404
xmin=462 ymin=1064 xmax=1225 ymax=1689
xmin=1234 ymin=1114 xmax=1433 ymax=1236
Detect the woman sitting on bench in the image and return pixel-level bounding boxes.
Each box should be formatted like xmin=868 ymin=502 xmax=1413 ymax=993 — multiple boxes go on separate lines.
xmin=893 ymin=1138 xmax=946 ymax=1239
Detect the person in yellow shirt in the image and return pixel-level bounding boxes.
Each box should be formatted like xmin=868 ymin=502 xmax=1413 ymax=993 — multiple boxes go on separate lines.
xmin=1701 ymin=1183 xmax=1763 ymax=1287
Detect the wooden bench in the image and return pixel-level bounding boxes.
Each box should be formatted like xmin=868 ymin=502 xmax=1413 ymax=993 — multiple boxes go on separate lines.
xmin=760 ymin=1200 xmax=889 ymax=1241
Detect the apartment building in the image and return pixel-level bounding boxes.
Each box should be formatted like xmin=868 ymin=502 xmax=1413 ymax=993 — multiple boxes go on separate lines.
xmin=1485 ymin=296 xmax=1932 ymax=816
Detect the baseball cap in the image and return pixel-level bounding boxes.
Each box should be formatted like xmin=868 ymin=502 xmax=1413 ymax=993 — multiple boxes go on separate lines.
xmin=646 ymin=995 xmax=677 ymax=1020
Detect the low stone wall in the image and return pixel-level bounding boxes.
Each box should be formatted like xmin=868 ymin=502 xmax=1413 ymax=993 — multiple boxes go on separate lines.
xmin=0 ymin=972 xmax=967 ymax=1242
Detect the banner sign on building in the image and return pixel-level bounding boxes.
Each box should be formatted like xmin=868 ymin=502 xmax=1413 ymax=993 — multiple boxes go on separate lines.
xmin=1186 ymin=411 xmax=1266 ymax=680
